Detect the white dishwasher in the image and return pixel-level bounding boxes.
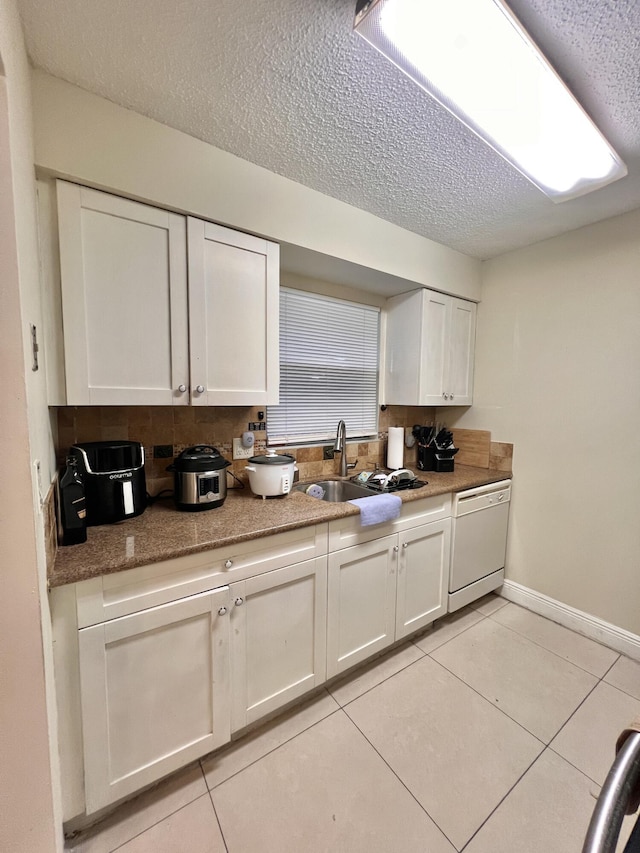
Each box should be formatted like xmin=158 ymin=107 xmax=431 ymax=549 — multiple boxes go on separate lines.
xmin=448 ymin=479 xmax=511 ymax=612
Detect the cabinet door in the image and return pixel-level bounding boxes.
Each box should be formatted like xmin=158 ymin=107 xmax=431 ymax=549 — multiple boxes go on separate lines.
xmin=230 ymin=557 xmax=327 ymax=732
xmin=78 ymin=587 xmax=230 ymax=814
xmin=187 ymin=218 xmax=279 ymax=406
xmin=395 ymin=520 xmax=450 ymax=641
xmin=384 ymin=290 xmax=423 ymax=405
xmin=327 ymin=536 xmax=397 ymax=679
xmin=384 ymin=288 xmax=476 ymax=407
xmin=420 ymin=290 xmax=451 ymax=405
xmin=56 ymin=181 xmax=189 ymax=405
xmin=447 ymin=298 xmax=476 ymax=405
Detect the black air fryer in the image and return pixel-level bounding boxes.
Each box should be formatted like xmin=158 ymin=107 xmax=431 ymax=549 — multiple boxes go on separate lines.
xmin=69 ymin=441 xmax=147 ymax=526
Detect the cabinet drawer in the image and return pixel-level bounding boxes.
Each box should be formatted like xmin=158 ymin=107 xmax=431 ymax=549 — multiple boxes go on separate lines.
xmin=328 ymin=494 xmax=451 ymax=551
xmin=76 ymin=524 xmax=328 ymax=628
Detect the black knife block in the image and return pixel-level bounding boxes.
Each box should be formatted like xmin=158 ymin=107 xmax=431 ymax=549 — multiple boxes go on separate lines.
xmin=417 ymin=445 xmax=459 ymax=473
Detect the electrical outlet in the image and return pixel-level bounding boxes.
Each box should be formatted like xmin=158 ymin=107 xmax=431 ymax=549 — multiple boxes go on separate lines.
xmin=233 ymin=438 xmax=254 ymax=460
xmin=153 ymin=444 xmax=173 ymax=459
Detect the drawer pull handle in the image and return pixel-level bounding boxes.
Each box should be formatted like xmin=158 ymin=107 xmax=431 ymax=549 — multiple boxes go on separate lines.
xmin=225 ymin=559 xmax=233 ymax=569
xmin=217 ymin=606 xmax=228 ymax=616
xmin=234 ymin=597 xmax=244 ymax=606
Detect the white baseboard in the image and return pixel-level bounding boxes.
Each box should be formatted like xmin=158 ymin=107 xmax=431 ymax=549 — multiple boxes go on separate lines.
xmin=499 ymin=580 xmax=640 ymax=662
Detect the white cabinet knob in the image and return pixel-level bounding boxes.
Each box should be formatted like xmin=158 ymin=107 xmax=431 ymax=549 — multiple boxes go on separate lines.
xmin=195 ymin=385 xmax=205 ymax=394
xmin=225 ymin=559 xmax=233 ymax=569
xmin=402 ymin=542 xmax=408 ymax=548
xmin=217 ymin=606 xmax=228 ymax=616
xmin=393 ymin=545 xmax=399 ymax=553
xmin=449 ymin=394 xmax=454 ymax=400
xmin=178 ymin=384 xmax=187 ymax=393
xmin=442 ymin=392 xmax=447 ymax=399
xmin=234 ymin=597 xmax=244 ymax=606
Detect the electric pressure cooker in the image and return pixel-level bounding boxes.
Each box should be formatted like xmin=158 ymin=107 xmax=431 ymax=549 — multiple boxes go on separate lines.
xmin=167 ymin=446 xmax=231 ymax=511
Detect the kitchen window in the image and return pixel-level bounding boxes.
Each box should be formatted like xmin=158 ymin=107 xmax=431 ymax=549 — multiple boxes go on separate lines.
xmin=267 ymin=288 xmax=380 ymax=445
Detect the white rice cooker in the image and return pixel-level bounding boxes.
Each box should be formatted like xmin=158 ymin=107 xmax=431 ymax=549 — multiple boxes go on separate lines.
xmin=245 ymin=450 xmax=297 ymax=498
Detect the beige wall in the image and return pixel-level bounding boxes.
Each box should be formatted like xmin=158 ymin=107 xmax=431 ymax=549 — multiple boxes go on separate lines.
xmin=280 ymin=270 xmax=388 ymax=308
xmin=0 ymin=1 xmax=61 ymax=851
xmin=31 ymin=70 xmax=481 ymax=302
xmin=451 ymin=209 xmax=640 ymax=634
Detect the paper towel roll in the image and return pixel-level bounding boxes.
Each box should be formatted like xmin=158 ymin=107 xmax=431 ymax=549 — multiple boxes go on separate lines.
xmin=387 ymin=427 xmax=404 ymax=470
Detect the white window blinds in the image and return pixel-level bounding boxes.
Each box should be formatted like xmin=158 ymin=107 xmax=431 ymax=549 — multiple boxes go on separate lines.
xmin=267 ymin=288 xmax=380 ymax=444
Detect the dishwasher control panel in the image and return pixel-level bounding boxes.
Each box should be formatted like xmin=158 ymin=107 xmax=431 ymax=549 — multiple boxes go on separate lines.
xmin=453 ymin=480 xmax=511 ymax=517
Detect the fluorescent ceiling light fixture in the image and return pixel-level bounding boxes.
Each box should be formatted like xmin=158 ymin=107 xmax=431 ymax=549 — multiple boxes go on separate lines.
xmin=354 ymin=0 xmax=627 ymax=201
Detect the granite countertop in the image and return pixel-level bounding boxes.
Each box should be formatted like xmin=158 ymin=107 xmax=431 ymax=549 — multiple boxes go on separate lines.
xmin=49 ymin=466 xmax=511 ymax=588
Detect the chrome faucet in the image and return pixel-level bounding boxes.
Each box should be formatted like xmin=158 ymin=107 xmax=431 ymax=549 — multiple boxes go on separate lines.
xmin=334 ymin=419 xmax=348 ymax=477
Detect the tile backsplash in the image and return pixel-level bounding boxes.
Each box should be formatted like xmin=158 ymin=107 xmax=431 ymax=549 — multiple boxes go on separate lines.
xmin=54 ymin=405 xmax=439 ymax=496
xmin=48 ymin=405 xmax=513 ymax=575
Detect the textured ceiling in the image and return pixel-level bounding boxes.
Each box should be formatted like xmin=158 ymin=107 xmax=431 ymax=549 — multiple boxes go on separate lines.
xmin=17 ymin=0 xmax=640 ymax=259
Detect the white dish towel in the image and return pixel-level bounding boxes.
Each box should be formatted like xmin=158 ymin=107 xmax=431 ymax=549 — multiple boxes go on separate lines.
xmin=348 ymin=493 xmax=402 ymax=526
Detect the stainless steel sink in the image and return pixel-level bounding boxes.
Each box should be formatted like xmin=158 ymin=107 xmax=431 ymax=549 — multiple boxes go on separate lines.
xmin=292 ymin=479 xmax=377 ymax=502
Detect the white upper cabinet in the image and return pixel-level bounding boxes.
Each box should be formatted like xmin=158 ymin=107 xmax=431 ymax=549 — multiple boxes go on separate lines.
xmin=447 ymin=297 xmax=476 ymax=404
xmin=57 ymin=181 xmax=189 ymax=405
xmin=384 ymin=288 xmax=476 ymax=406
xmin=55 ymin=181 xmax=279 ymax=406
xmin=187 ymin=218 xmax=279 ymax=406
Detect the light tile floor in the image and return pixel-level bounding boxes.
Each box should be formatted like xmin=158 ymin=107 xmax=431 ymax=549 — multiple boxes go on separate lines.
xmin=65 ymin=595 xmax=640 ymax=853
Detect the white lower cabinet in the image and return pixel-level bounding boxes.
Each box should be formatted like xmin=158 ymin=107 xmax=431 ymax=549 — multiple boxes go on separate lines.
xmin=229 ymin=557 xmax=327 ymax=733
xmin=58 ymin=499 xmax=453 ymax=820
xmin=77 ymin=557 xmax=329 ymax=813
xmin=327 ymin=519 xmax=450 ymax=678
xmin=78 ymin=587 xmax=231 ymax=814
xmin=327 ymin=536 xmax=397 ymax=678
xmin=395 ymin=519 xmax=450 ymax=640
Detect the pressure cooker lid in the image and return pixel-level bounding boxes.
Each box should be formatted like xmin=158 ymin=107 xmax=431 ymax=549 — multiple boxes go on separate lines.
xmin=171 ymin=445 xmax=231 ymax=472
xmin=248 ymin=449 xmax=295 ymax=465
